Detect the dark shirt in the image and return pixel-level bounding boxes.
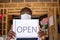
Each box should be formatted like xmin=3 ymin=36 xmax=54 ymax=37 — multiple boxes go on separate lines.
xmin=17 ymin=38 xmax=38 ymax=40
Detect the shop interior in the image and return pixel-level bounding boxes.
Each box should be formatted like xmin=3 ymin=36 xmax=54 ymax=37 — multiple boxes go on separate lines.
xmin=0 ymin=0 xmax=60 ymax=40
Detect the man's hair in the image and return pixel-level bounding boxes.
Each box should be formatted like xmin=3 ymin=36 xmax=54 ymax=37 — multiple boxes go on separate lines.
xmin=20 ymin=7 xmax=32 ymax=15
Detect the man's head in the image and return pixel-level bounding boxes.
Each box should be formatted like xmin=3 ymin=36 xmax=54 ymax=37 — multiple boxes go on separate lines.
xmin=20 ymin=7 xmax=32 ymax=15
xmin=9 ymin=7 xmax=32 ymax=25
xmin=20 ymin=7 xmax=32 ymax=19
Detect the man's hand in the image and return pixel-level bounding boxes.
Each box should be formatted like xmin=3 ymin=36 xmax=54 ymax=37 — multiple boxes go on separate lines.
xmin=7 ymin=31 xmax=16 ymax=39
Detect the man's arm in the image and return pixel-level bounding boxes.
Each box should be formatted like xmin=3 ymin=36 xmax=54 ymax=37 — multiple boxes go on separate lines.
xmin=6 ymin=37 xmax=11 ymax=40
xmin=6 ymin=25 xmax=16 ymax=40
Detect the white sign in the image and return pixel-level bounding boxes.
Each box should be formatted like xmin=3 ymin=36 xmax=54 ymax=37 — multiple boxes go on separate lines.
xmin=13 ymin=19 xmax=39 ymax=38
xmin=49 ymin=16 xmax=54 ymax=26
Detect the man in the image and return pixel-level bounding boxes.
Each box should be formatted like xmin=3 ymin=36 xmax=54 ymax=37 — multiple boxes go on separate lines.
xmin=6 ymin=7 xmax=44 ymax=40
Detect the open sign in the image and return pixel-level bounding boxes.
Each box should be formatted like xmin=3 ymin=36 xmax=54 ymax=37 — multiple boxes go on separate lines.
xmin=13 ymin=19 xmax=39 ymax=38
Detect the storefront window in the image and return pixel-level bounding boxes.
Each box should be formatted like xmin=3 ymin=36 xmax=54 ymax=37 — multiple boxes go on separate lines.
xmin=0 ymin=0 xmax=10 ymax=3
xmin=4 ymin=9 xmax=6 ymax=14
xmin=53 ymin=0 xmax=57 ymax=2
xmin=59 ymin=0 xmax=60 ymax=7
xmin=12 ymin=0 xmax=24 ymax=2
xmin=26 ymin=0 xmax=37 ymax=2
xmin=39 ymin=0 xmax=51 ymax=2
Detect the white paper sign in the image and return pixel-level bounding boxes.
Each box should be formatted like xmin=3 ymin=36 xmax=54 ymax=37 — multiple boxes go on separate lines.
xmin=13 ymin=19 xmax=39 ymax=38
xmin=49 ymin=16 xmax=54 ymax=26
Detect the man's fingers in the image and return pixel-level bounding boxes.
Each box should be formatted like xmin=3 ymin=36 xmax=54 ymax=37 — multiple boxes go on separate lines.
xmin=8 ymin=33 xmax=14 ymax=39
xmin=11 ymin=31 xmax=16 ymax=34
xmin=10 ymin=35 xmax=14 ymax=39
xmin=11 ymin=31 xmax=16 ymax=37
xmin=8 ymin=31 xmax=16 ymax=39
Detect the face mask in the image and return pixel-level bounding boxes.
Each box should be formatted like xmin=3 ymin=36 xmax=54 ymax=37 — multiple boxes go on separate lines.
xmin=21 ymin=14 xmax=31 ymax=19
